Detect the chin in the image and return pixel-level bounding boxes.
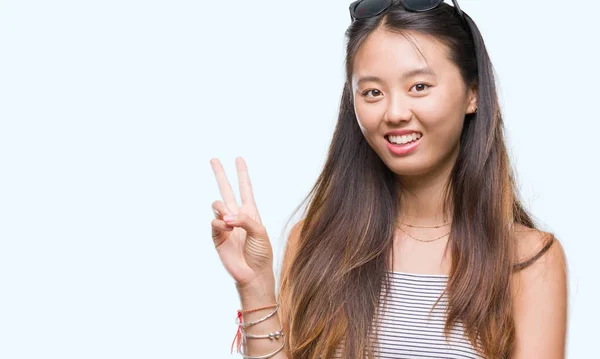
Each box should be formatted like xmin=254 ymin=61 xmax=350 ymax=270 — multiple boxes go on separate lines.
xmin=387 ymin=161 xmax=433 ymax=177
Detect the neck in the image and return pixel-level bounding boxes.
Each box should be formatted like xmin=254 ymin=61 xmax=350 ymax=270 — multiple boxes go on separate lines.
xmin=395 ymin=149 xmax=458 ymax=225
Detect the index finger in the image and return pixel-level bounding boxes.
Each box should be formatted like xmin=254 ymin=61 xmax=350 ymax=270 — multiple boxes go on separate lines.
xmin=210 ymin=158 xmax=240 ymax=213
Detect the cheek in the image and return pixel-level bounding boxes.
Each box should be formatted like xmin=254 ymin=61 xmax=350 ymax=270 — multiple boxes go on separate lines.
xmin=354 ymin=103 xmax=381 ymax=136
xmin=418 ymin=95 xmax=465 ymax=135
xmin=355 ymin=105 xmax=387 ymax=154
xmin=422 ymin=112 xmax=465 ymax=155
xmin=416 ymin=103 xmax=465 ymax=153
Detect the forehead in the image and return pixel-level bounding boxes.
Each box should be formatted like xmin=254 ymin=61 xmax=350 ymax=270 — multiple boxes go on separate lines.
xmin=352 ymin=29 xmax=454 ymax=81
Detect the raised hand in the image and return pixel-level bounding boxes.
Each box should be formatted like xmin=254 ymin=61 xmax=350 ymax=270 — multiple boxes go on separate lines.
xmin=209 ymin=157 xmax=274 ymax=291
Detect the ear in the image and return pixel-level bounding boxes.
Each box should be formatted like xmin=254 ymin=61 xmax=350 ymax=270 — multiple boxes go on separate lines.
xmin=466 ymin=84 xmax=478 ymax=115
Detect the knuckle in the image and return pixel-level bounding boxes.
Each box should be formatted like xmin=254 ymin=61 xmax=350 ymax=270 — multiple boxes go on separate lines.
xmin=237 ymin=212 xmax=248 ymax=222
xmin=211 ymin=219 xmax=226 ymax=228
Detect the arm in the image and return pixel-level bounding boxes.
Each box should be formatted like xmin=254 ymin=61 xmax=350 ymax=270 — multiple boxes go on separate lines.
xmin=236 ymin=221 xmax=303 ymax=358
xmin=209 ymin=157 xmax=291 ymax=358
xmin=236 ymin=274 xmax=287 ymax=359
xmin=510 ymin=229 xmax=568 ymax=358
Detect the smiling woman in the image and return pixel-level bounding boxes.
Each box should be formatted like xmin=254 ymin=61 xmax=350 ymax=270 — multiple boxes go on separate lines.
xmin=209 ymin=0 xmax=568 ymax=358
xmin=352 ymin=30 xmax=476 ymax=175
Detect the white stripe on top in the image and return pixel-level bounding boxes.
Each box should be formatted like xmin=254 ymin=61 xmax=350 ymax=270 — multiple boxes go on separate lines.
xmin=332 ymin=271 xmax=486 ymax=359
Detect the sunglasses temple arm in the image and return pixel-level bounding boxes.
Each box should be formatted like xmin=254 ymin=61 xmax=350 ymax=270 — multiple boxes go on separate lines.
xmin=451 ymin=0 xmax=465 ymax=21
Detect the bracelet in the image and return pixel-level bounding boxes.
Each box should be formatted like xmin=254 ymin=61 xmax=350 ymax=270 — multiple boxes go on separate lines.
xmin=242 ymin=323 xmax=284 ymax=339
xmin=239 ymin=333 xmax=286 ymax=359
xmin=240 ymin=303 xmax=278 ymax=314
xmin=231 ymin=301 xmax=281 ymax=354
xmin=237 ymin=302 xmax=280 ymax=328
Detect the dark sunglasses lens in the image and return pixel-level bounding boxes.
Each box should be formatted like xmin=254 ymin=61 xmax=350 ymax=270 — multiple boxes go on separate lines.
xmin=402 ymin=0 xmax=443 ymax=12
xmin=353 ymin=0 xmax=392 ymax=19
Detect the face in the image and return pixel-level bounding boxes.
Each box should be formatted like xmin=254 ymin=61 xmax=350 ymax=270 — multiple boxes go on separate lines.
xmin=351 ymin=28 xmax=477 ymax=177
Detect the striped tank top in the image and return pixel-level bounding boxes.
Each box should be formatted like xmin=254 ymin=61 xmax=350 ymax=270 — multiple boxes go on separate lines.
xmin=333 ymin=271 xmax=485 ymax=358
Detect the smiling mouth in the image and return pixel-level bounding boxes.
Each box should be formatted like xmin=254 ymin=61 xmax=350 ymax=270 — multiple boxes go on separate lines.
xmin=385 ymin=132 xmax=423 ymax=146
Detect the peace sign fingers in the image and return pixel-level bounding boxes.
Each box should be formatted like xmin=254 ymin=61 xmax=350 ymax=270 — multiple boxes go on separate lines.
xmin=209 ymin=156 xmax=273 ymax=286
xmin=210 ymin=158 xmax=240 ymax=214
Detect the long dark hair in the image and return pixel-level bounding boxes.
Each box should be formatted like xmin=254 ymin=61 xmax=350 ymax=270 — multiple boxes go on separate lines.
xmin=278 ymin=3 xmax=554 ymax=358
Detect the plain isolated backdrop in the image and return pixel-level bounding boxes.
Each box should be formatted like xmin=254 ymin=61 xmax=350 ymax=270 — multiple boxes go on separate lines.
xmin=1 ymin=0 xmax=599 ymax=358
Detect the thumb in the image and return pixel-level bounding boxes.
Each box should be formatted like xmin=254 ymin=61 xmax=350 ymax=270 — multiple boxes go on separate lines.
xmin=223 ymin=212 xmax=266 ymax=237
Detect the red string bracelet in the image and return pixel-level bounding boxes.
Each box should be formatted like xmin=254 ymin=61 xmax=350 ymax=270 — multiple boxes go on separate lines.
xmin=230 ymin=303 xmax=279 ymax=354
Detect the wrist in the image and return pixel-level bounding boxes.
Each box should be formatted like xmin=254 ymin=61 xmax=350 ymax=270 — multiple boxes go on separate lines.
xmin=236 ymin=272 xmax=277 ymax=307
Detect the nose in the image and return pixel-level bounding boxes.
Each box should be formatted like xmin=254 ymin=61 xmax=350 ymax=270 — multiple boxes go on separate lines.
xmin=384 ymin=94 xmax=413 ymax=124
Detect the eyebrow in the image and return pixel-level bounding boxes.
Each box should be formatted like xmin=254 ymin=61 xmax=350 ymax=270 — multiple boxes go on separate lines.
xmin=356 ymin=67 xmax=436 ymax=85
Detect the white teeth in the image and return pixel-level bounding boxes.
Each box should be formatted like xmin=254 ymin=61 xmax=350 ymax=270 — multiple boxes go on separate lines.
xmin=387 ymin=133 xmax=422 ymax=145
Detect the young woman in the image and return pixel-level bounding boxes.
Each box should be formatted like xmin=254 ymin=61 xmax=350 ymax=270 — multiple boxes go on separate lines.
xmin=210 ymin=0 xmax=568 ymax=358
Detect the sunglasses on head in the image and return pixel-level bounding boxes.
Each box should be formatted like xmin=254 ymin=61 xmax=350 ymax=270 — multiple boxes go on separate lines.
xmin=349 ymin=0 xmax=465 ymax=22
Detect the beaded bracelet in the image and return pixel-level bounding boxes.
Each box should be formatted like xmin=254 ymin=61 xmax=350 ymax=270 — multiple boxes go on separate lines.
xmin=242 ymin=323 xmax=284 ymax=339
xmin=239 ymin=333 xmax=286 ymax=359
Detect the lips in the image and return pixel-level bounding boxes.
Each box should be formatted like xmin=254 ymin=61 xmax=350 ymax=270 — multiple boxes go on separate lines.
xmin=386 ymin=132 xmax=422 ymax=145
xmin=384 ymin=129 xmax=423 ymax=137
xmin=384 ymin=132 xmax=422 ymax=155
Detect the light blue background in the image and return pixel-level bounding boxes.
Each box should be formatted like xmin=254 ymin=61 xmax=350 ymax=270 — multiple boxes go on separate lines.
xmin=1 ymin=0 xmax=598 ymax=357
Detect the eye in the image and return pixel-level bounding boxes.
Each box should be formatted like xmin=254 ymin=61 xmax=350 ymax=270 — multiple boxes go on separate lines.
xmin=410 ymin=83 xmax=431 ymax=92
xmin=362 ymin=89 xmax=382 ymax=98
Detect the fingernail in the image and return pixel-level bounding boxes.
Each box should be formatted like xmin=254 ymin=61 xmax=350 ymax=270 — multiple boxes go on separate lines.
xmin=224 ymin=214 xmax=235 ymax=222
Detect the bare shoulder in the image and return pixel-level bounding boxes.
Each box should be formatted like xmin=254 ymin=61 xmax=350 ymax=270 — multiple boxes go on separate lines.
xmin=513 ymin=224 xmax=567 ymax=277
xmin=510 ymin=224 xmax=568 ymax=358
